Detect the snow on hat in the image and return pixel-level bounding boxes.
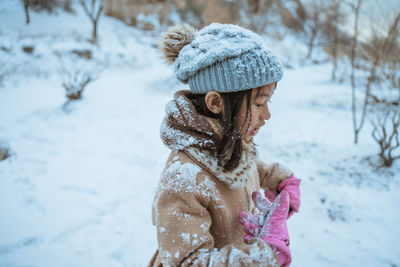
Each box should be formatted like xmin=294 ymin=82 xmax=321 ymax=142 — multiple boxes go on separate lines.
xmin=160 ymin=23 xmax=283 ymax=94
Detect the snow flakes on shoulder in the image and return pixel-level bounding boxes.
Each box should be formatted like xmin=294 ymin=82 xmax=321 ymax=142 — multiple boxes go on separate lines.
xmin=157 ymin=159 xmax=221 ymax=202
xmin=198 ymin=175 xmax=221 ymax=202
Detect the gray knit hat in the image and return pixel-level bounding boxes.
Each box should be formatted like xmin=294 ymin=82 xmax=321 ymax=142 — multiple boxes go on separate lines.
xmin=160 ymin=23 xmax=283 ymax=94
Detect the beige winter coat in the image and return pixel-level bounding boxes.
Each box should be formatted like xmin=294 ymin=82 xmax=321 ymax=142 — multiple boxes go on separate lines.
xmin=149 ymin=90 xmax=292 ymax=266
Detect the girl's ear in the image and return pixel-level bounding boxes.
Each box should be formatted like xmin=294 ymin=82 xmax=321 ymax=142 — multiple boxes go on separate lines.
xmin=205 ymin=91 xmax=224 ymax=114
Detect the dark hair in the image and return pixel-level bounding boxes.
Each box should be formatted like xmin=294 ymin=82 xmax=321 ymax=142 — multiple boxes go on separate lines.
xmin=189 ymin=90 xmax=252 ymax=171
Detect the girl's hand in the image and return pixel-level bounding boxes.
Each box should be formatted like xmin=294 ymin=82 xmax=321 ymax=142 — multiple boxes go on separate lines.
xmin=257 ymin=161 xmax=293 ymax=193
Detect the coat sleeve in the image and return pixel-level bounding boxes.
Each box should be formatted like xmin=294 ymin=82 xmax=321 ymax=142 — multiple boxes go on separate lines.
xmin=152 ymin=188 xmax=279 ymax=267
xmin=257 ymin=160 xmax=293 ymax=193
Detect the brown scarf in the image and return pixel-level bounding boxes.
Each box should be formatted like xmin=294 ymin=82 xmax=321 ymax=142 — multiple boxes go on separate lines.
xmin=160 ymin=90 xmax=220 ymax=153
xmin=160 ymin=90 xmax=258 ymax=189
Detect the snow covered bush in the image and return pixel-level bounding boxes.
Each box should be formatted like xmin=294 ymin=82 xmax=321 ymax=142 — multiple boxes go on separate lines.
xmin=363 ymin=13 xmax=400 ymax=167
xmin=55 ymin=50 xmax=101 ymax=101
xmin=62 ymin=69 xmax=96 ymax=100
xmin=348 ymin=4 xmax=400 ymax=151
xmin=369 ymin=106 xmax=400 ymax=167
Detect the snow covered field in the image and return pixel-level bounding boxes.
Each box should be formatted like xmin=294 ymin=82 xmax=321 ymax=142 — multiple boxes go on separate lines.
xmin=0 ymin=2 xmax=399 ymax=267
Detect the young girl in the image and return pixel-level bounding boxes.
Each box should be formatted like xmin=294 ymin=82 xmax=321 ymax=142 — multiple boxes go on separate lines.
xmin=149 ymin=23 xmax=301 ymax=267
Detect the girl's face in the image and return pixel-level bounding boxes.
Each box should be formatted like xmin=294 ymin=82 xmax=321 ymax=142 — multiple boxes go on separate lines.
xmin=238 ymin=82 xmax=276 ymax=142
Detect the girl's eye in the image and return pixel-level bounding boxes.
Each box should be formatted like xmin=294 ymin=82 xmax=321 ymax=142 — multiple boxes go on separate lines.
xmin=255 ymin=103 xmax=263 ymax=107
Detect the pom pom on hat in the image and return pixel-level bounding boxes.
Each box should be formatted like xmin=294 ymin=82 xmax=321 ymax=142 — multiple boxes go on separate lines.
xmin=159 ymin=23 xmax=198 ymax=64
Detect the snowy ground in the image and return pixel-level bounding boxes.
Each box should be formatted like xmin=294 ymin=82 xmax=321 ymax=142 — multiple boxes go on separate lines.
xmin=1 ymin=2 xmax=399 ymax=267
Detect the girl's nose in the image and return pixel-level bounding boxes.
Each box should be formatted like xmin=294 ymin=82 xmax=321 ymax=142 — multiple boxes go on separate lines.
xmin=263 ymin=107 xmax=271 ymax=121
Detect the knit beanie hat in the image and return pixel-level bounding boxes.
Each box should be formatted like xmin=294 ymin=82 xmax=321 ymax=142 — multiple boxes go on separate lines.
xmin=160 ymin=23 xmax=283 ymax=94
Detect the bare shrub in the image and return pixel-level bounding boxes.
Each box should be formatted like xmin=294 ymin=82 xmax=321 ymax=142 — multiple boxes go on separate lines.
xmin=78 ymin=0 xmax=104 ymax=42
xmin=22 ymin=0 xmax=31 ymax=24
xmin=299 ymin=0 xmax=329 ymax=59
xmin=28 ymin=0 xmax=70 ymax=12
xmin=243 ymin=0 xmax=276 ymax=33
xmin=275 ymin=0 xmax=306 ymax=32
xmin=361 ymin=13 xmax=400 ymax=102
xmin=288 ymin=0 xmax=346 ymax=61
xmin=348 ymin=5 xmax=398 ymax=146
xmin=21 ymin=0 xmax=74 ymax=24
xmin=62 ymin=70 xmax=96 ymax=100
xmin=370 ymin=105 xmax=400 ymax=167
xmin=362 ymin=12 xmax=400 ymax=167
xmin=282 ymin=0 xmax=349 ymax=64
xmin=364 ymin=13 xmax=400 ymax=96
xmin=55 ymin=51 xmax=101 ymax=102
xmin=321 ymin=0 xmax=349 ymax=80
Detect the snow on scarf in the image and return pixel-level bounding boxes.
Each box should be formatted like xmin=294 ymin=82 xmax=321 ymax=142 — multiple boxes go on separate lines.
xmin=160 ymin=90 xmax=258 ymax=189
xmin=160 ymin=90 xmax=218 ymax=153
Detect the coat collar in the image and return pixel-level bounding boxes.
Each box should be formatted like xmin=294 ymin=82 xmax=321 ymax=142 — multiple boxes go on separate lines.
xmin=185 ymin=140 xmax=258 ymax=189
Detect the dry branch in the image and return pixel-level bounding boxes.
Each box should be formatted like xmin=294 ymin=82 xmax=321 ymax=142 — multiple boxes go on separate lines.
xmin=78 ymin=0 xmax=104 ymax=42
xmin=350 ymin=0 xmax=363 ymax=144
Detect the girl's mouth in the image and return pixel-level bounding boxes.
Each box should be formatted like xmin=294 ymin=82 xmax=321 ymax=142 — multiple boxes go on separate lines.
xmin=251 ymin=128 xmax=259 ymax=136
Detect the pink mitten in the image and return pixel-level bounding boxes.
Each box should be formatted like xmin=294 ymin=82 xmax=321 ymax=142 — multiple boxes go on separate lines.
xmin=265 ymin=175 xmax=301 ymax=219
xmin=259 ymin=190 xmax=291 ymax=267
xmin=238 ymin=191 xmax=291 ymax=267
xmin=238 ymin=191 xmax=272 ymax=243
